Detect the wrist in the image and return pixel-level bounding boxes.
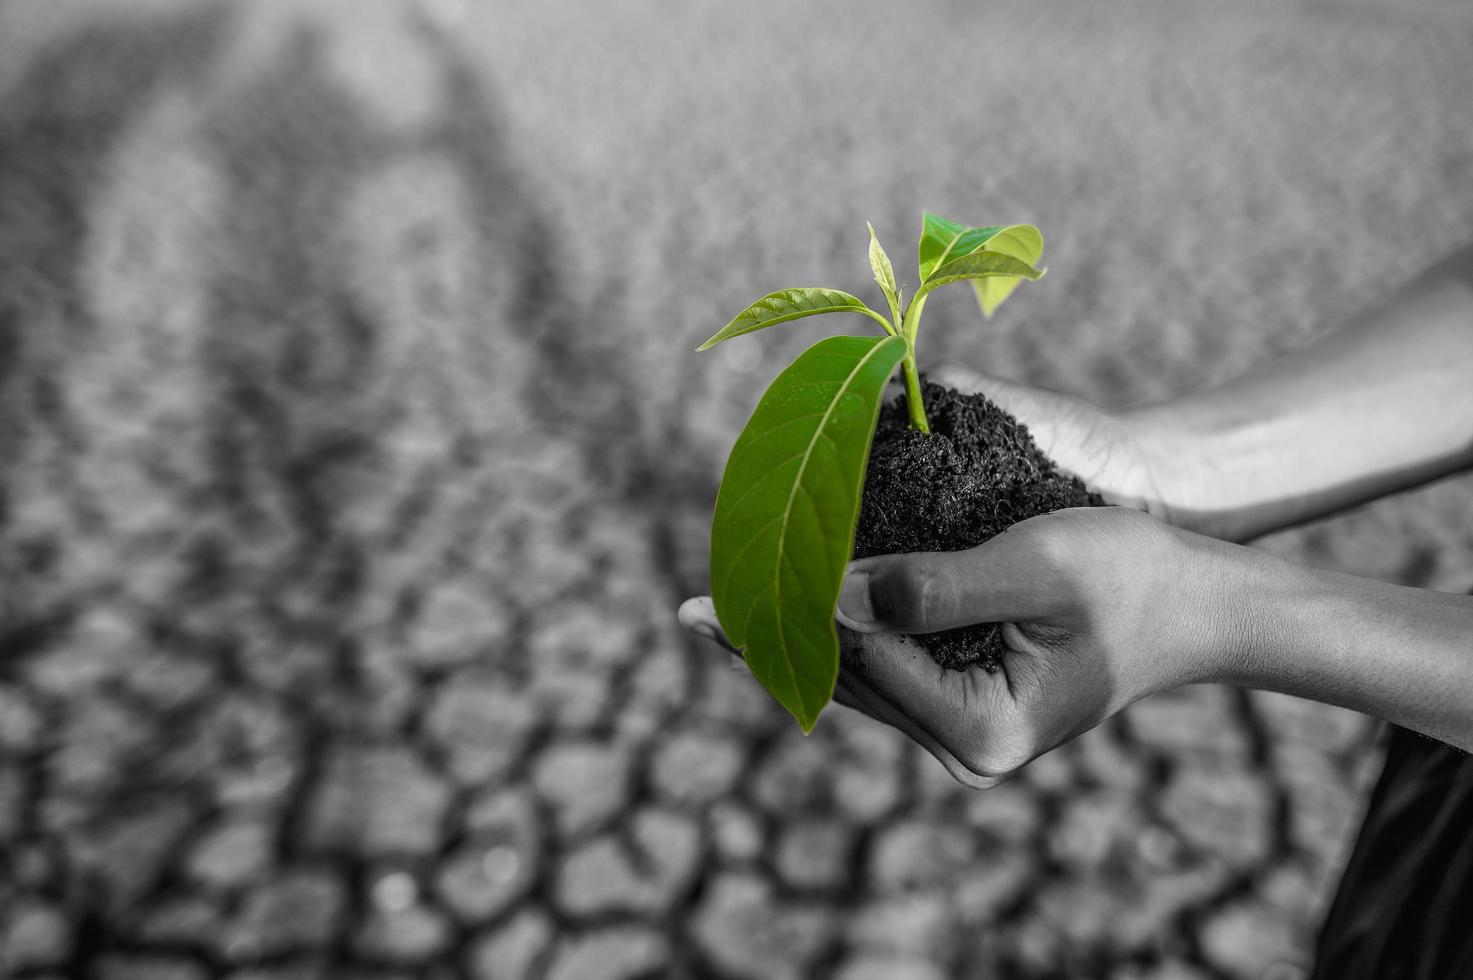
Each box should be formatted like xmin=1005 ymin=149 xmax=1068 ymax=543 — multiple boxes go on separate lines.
xmin=1158 ymin=528 xmax=1272 ymax=688
xmin=1196 ymin=539 xmax=1302 ymax=688
xmin=1117 ymin=400 xmax=1285 ymax=542
xmin=1197 ymin=546 xmax=1473 ymax=750
xmin=1096 ymin=520 xmax=1266 ymax=701
xmin=1111 ymin=403 xmax=1223 ymax=533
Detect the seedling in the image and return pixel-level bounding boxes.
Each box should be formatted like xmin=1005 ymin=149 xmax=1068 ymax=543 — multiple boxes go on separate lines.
xmin=700 ymin=213 xmax=1045 ymax=730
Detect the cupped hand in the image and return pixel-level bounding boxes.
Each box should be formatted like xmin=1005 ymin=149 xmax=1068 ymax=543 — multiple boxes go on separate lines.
xmin=681 ymin=508 xmax=1244 ymax=788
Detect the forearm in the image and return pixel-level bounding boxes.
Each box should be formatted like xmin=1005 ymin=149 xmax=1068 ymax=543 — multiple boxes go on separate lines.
xmin=1209 ymin=540 xmax=1473 ymax=751
xmin=1125 ymin=245 xmax=1473 ymax=541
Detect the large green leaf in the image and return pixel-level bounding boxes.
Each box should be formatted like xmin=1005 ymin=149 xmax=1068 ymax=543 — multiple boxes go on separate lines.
xmin=867 ymin=223 xmax=901 ymax=327
xmin=710 ymin=333 xmax=909 ymax=731
xmin=697 ymin=288 xmax=890 ymax=351
xmin=915 ymin=248 xmax=1045 ymax=300
xmin=917 ymin=212 xmax=1004 ymax=283
xmin=970 ymin=224 xmax=1044 ymax=318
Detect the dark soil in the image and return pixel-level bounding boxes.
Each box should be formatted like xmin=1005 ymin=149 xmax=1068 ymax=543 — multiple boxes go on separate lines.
xmin=853 ymin=379 xmax=1105 ymax=671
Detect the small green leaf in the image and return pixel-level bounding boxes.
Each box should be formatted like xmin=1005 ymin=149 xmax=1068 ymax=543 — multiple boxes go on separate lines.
xmin=917 ymin=212 xmax=1004 ymax=283
xmin=970 ymin=224 xmax=1044 ymax=318
xmin=697 ymin=288 xmax=890 ymax=351
xmin=915 ymin=249 xmax=1045 ymax=300
xmin=867 ymin=223 xmax=901 ymax=328
xmin=710 ymin=333 xmax=908 ymax=731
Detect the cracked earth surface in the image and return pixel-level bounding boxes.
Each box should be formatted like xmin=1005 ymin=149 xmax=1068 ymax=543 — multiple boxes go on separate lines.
xmin=2 ymin=1 xmax=1473 ymax=978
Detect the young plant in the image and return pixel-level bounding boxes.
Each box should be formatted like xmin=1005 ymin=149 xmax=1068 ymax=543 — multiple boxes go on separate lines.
xmin=700 ymin=213 xmax=1046 ymax=730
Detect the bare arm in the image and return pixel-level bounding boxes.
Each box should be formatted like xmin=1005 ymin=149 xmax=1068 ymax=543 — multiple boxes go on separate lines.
xmin=1129 ymin=245 xmax=1473 ymax=542
xmin=1194 ymin=532 xmax=1472 ymax=750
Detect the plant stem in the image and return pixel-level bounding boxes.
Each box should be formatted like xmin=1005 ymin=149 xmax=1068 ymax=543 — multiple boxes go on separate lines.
xmin=899 ymin=295 xmax=932 ymax=433
xmin=901 ymin=351 xmax=929 ymax=433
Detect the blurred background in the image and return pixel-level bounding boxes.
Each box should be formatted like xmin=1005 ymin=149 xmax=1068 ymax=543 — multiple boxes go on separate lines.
xmin=2 ymin=1 xmax=1472 ymax=977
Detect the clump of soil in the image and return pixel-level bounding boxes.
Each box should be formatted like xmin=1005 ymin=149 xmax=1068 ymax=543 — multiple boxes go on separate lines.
xmin=853 ymin=378 xmax=1104 ymax=671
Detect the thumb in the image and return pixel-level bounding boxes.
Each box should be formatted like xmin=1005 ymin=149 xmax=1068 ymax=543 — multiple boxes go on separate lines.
xmin=836 ymin=532 xmax=1053 ymax=634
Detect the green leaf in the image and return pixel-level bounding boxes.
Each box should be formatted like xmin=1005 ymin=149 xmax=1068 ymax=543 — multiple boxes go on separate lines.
xmin=915 ymin=248 xmax=1045 ymax=300
xmin=970 ymin=224 xmax=1044 ymax=318
xmin=917 ymin=212 xmax=1004 ymax=283
xmin=867 ymin=223 xmax=901 ymax=328
xmin=697 ymin=288 xmax=890 ymax=351
xmin=710 ymin=333 xmax=908 ymax=731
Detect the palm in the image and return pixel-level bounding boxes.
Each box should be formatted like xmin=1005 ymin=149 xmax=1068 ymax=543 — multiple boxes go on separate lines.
xmin=834 ymin=625 xmax=1103 ymax=790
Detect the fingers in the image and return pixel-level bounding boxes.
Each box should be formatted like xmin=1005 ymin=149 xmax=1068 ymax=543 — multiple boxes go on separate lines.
xmin=834 ymin=650 xmax=1007 ymax=790
xmin=839 ymin=629 xmax=1023 ymax=783
xmin=676 ymin=596 xmax=930 ymax=744
xmin=836 ymin=531 xmax=1059 ymax=635
xmin=677 ymin=595 xmax=752 ymax=679
xmin=677 ymin=596 xmax=730 ymax=648
xmin=678 ymin=595 xmax=1024 ymax=787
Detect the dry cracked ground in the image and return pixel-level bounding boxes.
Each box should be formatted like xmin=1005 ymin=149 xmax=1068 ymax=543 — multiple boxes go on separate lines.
xmin=2 ymin=1 xmax=1472 ymax=978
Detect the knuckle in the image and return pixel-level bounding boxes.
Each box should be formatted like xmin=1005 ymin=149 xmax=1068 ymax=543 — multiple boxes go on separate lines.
xmin=1026 ymin=510 xmax=1072 ymax=546
xmin=871 ymin=559 xmax=953 ymax=631
xmin=1022 ymin=518 xmax=1074 ymax=576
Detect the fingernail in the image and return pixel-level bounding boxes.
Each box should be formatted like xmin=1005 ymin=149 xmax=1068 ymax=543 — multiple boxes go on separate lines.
xmin=837 ymin=570 xmax=873 ymax=626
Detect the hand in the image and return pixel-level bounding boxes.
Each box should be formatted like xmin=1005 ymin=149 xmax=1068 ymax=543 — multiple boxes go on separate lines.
xmin=681 ymin=508 xmax=1243 ymax=787
xmin=931 ymin=364 xmax=1169 ymax=520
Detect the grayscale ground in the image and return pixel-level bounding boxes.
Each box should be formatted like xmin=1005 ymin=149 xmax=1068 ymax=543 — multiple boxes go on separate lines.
xmin=2 ymin=1 xmax=1472 ymax=977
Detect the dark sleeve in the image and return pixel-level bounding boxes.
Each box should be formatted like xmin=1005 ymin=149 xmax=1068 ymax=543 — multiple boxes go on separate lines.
xmin=1313 ymin=724 xmax=1473 ymax=980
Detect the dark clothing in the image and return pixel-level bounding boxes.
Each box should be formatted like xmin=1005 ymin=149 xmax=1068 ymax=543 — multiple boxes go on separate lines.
xmin=1313 ymin=725 xmax=1473 ymax=979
